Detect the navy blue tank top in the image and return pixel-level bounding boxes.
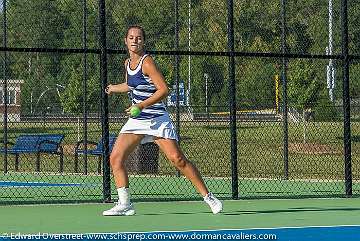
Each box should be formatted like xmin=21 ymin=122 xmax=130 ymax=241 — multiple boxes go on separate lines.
xmin=127 ymin=54 xmax=167 ymax=120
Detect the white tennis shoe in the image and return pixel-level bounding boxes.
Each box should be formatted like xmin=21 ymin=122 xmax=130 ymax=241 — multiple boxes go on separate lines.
xmin=102 ymin=202 xmax=135 ymax=216
xmin=204 ymin=193 xmax=223 ymax=214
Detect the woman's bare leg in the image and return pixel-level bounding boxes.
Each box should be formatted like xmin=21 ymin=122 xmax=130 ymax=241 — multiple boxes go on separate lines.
xmin=154 ymin=138 xmax=209 ymax=196
xmin=109 ymin=133 xmax=144 ymax=188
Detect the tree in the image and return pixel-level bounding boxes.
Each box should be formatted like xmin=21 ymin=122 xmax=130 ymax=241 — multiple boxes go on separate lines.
xmin=202 ymin=58 xmax=225 ymax=108
xmin=2 ymin=0 xmax=360 ymax=117
xmin=60 ymin=64 xmax=100 ymax=114
xmin=6 ymin=0 xmax=66 ymax=114
xmin=57 ymin=0 xmax=102 ymax=114
xmin=288 ymin=59 xmax=322 ymax=142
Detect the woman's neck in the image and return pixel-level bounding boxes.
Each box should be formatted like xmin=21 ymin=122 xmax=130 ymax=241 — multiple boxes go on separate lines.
xmin=129 ymin=52 xmax=144 ymax=62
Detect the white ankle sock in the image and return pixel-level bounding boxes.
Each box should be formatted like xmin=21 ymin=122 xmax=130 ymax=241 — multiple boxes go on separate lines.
xmin=203 ymin=192 xmax=211 ymax=199
xmin=117 ymin=187 xmax=130 ymax=205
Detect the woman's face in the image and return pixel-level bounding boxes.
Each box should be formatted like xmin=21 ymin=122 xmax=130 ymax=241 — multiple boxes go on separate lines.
xmin=125 ymin=28 xmax=145 ymax=54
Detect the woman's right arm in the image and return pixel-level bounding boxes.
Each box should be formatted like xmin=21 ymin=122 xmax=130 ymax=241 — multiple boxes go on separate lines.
xmin=105 ymin=59 xmax=130 ymax=94
xmin=105 ymin=83 xmax=130 ymax=94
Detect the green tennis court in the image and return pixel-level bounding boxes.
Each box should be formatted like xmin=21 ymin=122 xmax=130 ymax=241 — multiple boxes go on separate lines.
xmin=1 ymin=172 xmax=359 ymax=204
xmin=0 ymin=198 xmax=359 ymax=239
xmin=1 ymin=173 xmax=359 ymax=240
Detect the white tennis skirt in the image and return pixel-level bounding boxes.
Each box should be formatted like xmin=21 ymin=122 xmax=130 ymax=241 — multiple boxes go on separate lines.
xmin=120 ymin=113 xmax=179 ymax=144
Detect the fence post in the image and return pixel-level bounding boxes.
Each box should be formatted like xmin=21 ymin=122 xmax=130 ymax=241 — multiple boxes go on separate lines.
xmin=227 ymin=0 xmax=238 ymax=199
xmin=340 ymin=0 xmax=352 ymax=196
xmin=281 ymin=0 xmax=289 ymax=180
xmin=2 ymin=0 xmax=8 ymax=174
xmin=98 ymin=0 xmax=111 ymax=202
xmin=175 ymin=0 xmax=181 ymax=178
xmin=83 ymin=0 xmax=89 ymax=175
xmin=175 ymin=0 xmax=180 ymax=133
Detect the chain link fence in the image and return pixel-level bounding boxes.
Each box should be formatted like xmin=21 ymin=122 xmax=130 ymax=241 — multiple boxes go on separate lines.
xmin=0 ymin=0 xmax=359 ymax=204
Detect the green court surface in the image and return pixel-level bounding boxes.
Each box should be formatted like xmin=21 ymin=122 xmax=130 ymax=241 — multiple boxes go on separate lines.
xmin=0 ymin=198 xmax=359 ymax=234
xmin=1 ymin=172 xmax=359 ymax=204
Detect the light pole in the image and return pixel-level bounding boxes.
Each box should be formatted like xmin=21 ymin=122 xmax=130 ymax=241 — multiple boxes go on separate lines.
xmin=326 ymin=0 xmax=335 ymax=102
xmin=187 ymin=0 xmax=192 ymax=115
xmin=30 ymin=91 xmax=33 ymax=114
xmin=204 ymin=73 xmax=209 ymax=116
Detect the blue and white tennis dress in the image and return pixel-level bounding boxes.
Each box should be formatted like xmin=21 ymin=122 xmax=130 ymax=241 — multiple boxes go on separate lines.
xmin=120 ymin=54 xmax=178 ymax=144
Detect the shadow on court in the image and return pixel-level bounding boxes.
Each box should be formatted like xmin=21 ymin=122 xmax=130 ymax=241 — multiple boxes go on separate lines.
xmin=222 ymin=207 xmax=360 ymax=216
xmin=116 ymin=206 xmax=360 ymax=217
xmin=130 ymin=211 xmax=215 ymax=216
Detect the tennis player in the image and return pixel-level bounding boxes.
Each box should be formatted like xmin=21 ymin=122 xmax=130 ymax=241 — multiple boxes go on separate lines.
xmin=103 ymin=25 xmax=222 ymax=216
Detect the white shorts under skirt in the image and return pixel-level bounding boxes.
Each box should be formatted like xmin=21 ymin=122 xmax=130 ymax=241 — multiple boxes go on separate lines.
xmin=120 ymin=113 xmax=179 ymax=144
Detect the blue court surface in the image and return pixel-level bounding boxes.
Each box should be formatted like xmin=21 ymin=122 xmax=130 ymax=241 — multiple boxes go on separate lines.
xmin=0 ymin=181 xmax=99 ymax=187
xmin=0 ymin=181 xmax=83 ymax=187
xmin=0 ymin=226 xmax=360 ymax=240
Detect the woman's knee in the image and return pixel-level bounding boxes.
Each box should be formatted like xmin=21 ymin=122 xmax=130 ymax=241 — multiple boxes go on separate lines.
xmin=109 ymin=152 xmax=126 ymax=170
xmin=168 ymin=152 xmax=187 ymax=169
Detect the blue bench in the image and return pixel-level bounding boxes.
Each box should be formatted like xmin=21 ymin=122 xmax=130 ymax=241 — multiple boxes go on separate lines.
xmin=74 ymin=134 xmax=117 ymax=174
xmin=0 ymin=134 xmax=65 ymax=172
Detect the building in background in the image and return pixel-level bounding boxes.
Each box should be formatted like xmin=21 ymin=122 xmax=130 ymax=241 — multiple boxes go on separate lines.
xmin=0 ymin=79 xmax=24 ymax=122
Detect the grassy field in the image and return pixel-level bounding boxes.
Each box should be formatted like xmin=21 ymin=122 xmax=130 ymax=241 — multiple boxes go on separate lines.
xmin=0 ymin=120 xmax=359 ymax=202
xmin=0 ymin=120 xmax=359 ymax=177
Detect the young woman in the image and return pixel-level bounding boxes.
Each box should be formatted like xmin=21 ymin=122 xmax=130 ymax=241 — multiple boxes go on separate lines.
xmin=103 ymin=25 xmax=222 ymax=216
